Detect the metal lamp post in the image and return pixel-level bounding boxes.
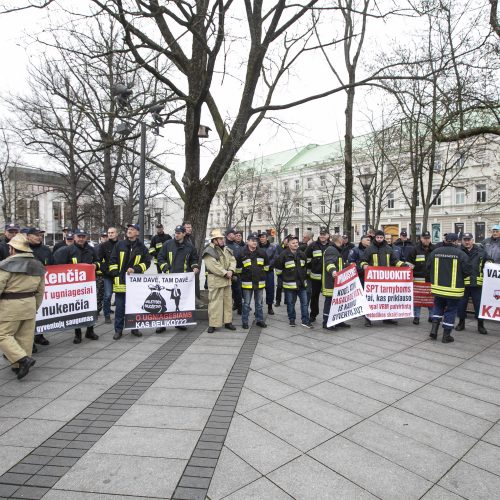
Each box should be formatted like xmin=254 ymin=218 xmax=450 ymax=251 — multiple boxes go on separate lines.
xmin=357 ymin=172 xmax=375 ymax=233
xmin=243 ymin=213 xmax=249 ymax=238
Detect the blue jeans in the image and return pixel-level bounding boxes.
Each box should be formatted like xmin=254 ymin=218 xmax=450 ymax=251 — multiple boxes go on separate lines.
xmin=114 ymin=292 xmax=126 ymax=332
xmin=242 ymin=288 xmax=264 ymax=325
xmin=457 ymin=286 xmax=482 ymax=320
xmin=264 ymin=272 xmax=275 ymax=306
xmin=414 ymin=306 xmax=432 ymax=318
xmin=285 ymin=288 xmax=309 ymax=324
xmin=432 ymin=296 xmax=460 ymax=330
xmin=103 ymin=278 xmax=113 ymax=317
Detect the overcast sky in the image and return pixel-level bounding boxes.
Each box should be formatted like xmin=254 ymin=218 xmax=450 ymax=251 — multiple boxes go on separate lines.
xmin=0 ymin=1 xmax=491 ymax=172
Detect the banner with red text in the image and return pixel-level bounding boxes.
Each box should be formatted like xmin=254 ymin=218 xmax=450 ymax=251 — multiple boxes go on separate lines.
xmin=413 ymin=281 xmax=434 ymax=307
xmin=125 ymin=273 xmax=196 ymax=329
xmin=35 ymin=264 xmax=97 ymax=334
xmin=327 ymin=264 xmax=369 ymax=327
xmin=364 ymin=266 xmax=414 ymax=320
xmin=479 ymin=262 xmax=500 ymax=322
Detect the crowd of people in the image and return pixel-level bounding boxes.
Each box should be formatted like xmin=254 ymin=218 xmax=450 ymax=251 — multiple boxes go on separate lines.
xmin=0 ymin=219 xmax=499 ymax=381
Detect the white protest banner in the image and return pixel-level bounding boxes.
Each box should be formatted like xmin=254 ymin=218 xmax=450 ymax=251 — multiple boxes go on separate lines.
xmin=327 ymin=264 xmax=369 ymax=327
xmin=125 ymin=272 xmax=196 ymax=329
xmin=479 ymin=262 xmax=500 ymax=321
xmin=364 ymin=266 xmax=413 ymax=320
xmin=35 ymin=264 xmax=97 ymax=334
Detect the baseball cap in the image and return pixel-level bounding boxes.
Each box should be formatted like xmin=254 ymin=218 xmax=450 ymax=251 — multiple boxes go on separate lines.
xmin=247 ymin=232 xmax=259 ymax=240
xmin=156 ymin=223 xmax=163 ymax=228
xmin=225 ymin=227 xmax=236 ymax=236
xmin=258 ymin=231 xmax=268 ymax=237
xmin=462 ymin=232 xmax=474 ymax=240
xmin=73 ymin=228 xmax=88 ymax=236
xmin=445 ymin=233 xmax=458 ymax=241
xmin=492 ymin=224 xmax=500 ymax=230
xmin=400 ymin=230 xmax=408 ymax=236
xmin=100 ymin=231 xmax=108 ymax=237
xmin=62 ymin=226 xmax=70 ymax=232
xmin=174 ymin=225 xmax=186 ymax=233
xmin=20 ymin=227 xmax=29 ymax=234
xmin=421 ymin=231 xmax=431 ymax=238
xmin=288 ymin=235 xmax=299 ymax=242
xmin=65 ymin=232 xmax=74 ymax=240
xmin=126 ymin=223 xmax=140 ymax=231
xmin=4 ymin=223 xmax=20 ymax=231
xmin=27 ymin=227 xmax=45 ymax=235
xmin=319 ymin=227 xmax=329 ymax=234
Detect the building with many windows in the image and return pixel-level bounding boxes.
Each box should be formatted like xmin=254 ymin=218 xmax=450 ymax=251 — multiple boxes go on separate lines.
xmin=208 ymin=132 xmax=500 ymax=243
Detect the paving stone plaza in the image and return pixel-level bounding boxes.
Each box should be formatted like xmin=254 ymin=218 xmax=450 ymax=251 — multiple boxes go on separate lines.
xmin=0 ymin=308 xmax=499 ymax=499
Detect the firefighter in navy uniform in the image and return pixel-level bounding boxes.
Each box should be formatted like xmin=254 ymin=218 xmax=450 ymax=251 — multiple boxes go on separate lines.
xmin=97 ymin=227 xmax=119 ymax=324
xmin=236 ymin=232 xmax=269 ymax=329
xmin=53 ymin=228 xmax=100 ymax=344
xmin=156 ymin=225 xmax=199 ymax=333
xmin=427 ymin=233 xmax=471 ymax=343
xmin=0 ymin=223 xmax=20 ymax=261
xmin=322 ymin=234 xmax=346 ymax=331
xmin=109 ymin=224 xmax=151 ymax=340
xmin=149 ymin=224 xmax=172 ymax=273
xmin=305 ymin=227 xmax=330 ymax=323
xmin=27 ymin=227 xmax=53 ymax=347
xmin=455 ymin=233 xmax=487 ymax=335
xmin=407 ymin=230 xmax=435 ymax=325
xmin=258 ymin=231 xmax=279 ymax=315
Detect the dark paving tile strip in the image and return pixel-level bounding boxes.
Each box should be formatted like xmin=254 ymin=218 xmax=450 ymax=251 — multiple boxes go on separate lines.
xmin=172 ymin=325 xmax=262 ymax=500
xmin=0 ymin=328 xmax=204 ymax=499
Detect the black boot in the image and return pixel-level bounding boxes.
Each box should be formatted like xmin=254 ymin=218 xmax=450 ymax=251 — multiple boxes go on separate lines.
xmin=412 ymin=317 xmax=420 ymax=325
xmin=225 ymin=323 xmax=237 ymax=331
xmin=131 ymin=329 xmax=143 ymax=337
xmin=73 ymin=329 xmax=82 ymax=344
xmin=268 ymin=305 xmax=275 ymax=315
xmin=455 ymin=319 xmax=465 ymax=331
xmin=477 ymin=320 xmax=488 ymax=335
xmin=17 ymin=356 xmax=36 ymax=380
xmin=85 ymin=327 xmax=99 ymax=340
xmin=34 ymin=334 xmax=49 ymax=346
xmin=442 ymin=328 xmax=455 ymax=343
xmin=207 ymin=326 xmax=216 ymax=333
xmin=32 ymin=343 xmax=38 ymax=353
xmin=364 ymin=317 xmax=372 ymax=327
xmin=429 ymin=321 xmax=440 ymax=340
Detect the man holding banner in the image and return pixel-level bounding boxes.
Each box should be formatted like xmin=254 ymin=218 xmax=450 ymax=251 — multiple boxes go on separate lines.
xmin=156 ymin=224 xmax=199 ymax=333
xmin=361 ymin=230 xmax=406 ymax=325
xmin=427 ymin=233 xmax=471 ymax=343
xmin=322 ymin=234 xmax=346 ymax=331
xmin=407 ymin=230 xmax=435 ymax=325
xmin=54 ymin=228 xmax=100 ymax=344
xmin=109 ymin=224 xmax=151 ymax=340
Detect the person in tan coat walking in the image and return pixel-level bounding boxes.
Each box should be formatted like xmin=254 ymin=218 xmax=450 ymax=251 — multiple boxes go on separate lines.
xmin=202 ymin=229 xmax=237 ymax=333
xmin=0 ymin=234 xmax=45 ymax=380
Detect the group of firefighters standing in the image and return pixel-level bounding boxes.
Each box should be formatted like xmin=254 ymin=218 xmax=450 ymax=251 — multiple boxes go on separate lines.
xmin=0 ymin=219 xmax=499 ymax=380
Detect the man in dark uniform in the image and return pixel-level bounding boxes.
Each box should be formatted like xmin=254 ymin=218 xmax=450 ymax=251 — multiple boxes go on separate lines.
xmin=27 ymin=227 xmax=53 ymax=346
xmin=0 ymin=223 xmax=20 ymax=261
xmin=275 ymin=235 xmax=291 ymax=307
xmin=109 ymin=224 xmax=151 ymax=340
xmin=97 ymin=227 xmax=119 ymax=324
xmin=0 ymin=234 xmax=45 ymax=379
xmin=53 ymin=228 xmax=100 ymax=344
xmin=456 ymin=233 xmax=487 ymax=334
xmin=156 ymin=225 xmax=199 ymax=332
xmin=236 ymin=232 xmax=269 ymax=329
xmin=427 ymin=233 xmax=471 ymax=343
xmin=149 ymin=224 xmax=172 ymax=273
xmin=258 ymin=231 xmax=279 ymax=315
xmin=340 ymin=234 xmax=355 ymax=263
xmin=305 ymin=227 xmax=330 ymax=323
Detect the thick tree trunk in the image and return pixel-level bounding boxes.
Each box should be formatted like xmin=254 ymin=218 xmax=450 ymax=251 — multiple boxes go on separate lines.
xmin=343 ymin=85 xmax=355 ymax=240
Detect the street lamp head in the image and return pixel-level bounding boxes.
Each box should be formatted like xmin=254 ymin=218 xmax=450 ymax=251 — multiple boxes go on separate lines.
xmin=112 ymin=83 xmax=133 ymax=110
xmin=357 ymin=172 xmax=375 ymax=190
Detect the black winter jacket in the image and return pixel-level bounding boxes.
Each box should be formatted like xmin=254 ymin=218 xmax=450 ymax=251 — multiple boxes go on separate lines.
xmin=108 ymin=239 xmax=151 ymax=293
xmin=427 ymin=244 xmax=471 ymax=298
xmin=275 ymin=249 xmax=308 ymax=290
xmin=157 ymin=238 xmax=199 ymax=274
xmin=236 ymin=246 xmax=269 ymax=290
xmin=460 ymin=244 xmax=485 ymax=287
xmin=393 ymin=238 xmax=415 ymax=261
xmin=97 ymin=239 xmax=119 ymax=276
xmin=305 ymin=239 xmax=331 ymax=281
xmin=30 ymin=243 xmax=54 ymax=266
xmin=407 ymin=242 xmax=435 ymax=281
xmin=322 ymin=244 xmax=344 ymax=297
xmin=149 ymin=233 xmax=172 ymax=262
xmin=360 ymin=240 xmax=404 ymax=268
xmin=53 ymin=242 xmax=98 ymax=266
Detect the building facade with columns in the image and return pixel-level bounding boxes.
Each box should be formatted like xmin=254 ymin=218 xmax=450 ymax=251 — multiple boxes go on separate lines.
xmin=208 ymin=133 xmax=500 ymax=243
